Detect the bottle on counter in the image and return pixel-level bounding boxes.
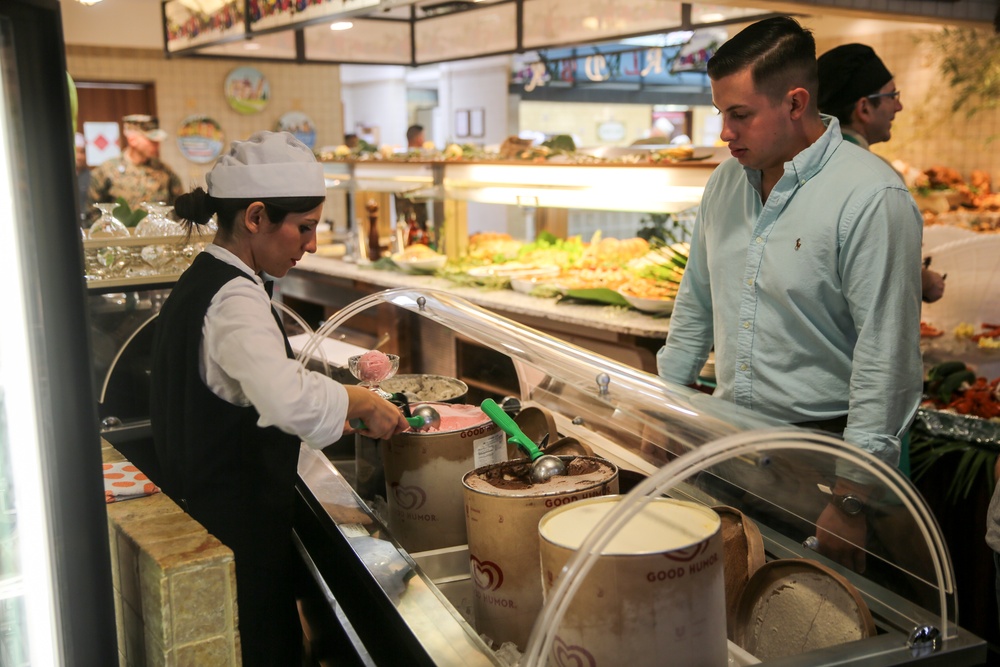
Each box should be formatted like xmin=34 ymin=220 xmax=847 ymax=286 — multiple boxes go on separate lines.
xmin=406 ymin=212 xmax=429 ymax=247
xmin=392 ymin=214 xmax=408 ymax=255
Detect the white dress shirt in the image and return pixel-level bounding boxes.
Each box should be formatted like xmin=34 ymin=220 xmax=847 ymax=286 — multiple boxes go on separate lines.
xmin=200 ymin=244 xmax=349 ymax=448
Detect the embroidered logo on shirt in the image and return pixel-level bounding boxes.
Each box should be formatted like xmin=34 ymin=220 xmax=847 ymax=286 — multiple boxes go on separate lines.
xmin=795 ymin=238 xmax=802 ymax=251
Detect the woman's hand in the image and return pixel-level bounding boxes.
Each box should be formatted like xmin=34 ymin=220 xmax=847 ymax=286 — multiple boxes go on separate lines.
xmin=344 ymin=385 xmax=410 ymax=440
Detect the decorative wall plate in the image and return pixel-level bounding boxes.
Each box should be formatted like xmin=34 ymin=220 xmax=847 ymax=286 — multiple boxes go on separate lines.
xmin=275 ymin=110 xmax=316 ymax=149
xmin=224 ymin=66 xmax=270 ymax=115
xmin=176 ymin=115 xmax=225 ymax=163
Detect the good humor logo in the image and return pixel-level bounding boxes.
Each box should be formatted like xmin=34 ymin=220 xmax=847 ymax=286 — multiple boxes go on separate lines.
xmin=390 ymin=483 xmax=426 ymax=511
xmin=552 ymin=636 xmax=596 ymax=667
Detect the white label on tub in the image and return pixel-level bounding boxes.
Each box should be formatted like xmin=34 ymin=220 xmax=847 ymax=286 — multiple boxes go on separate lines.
xmin=474 ymin=431 xmax=507 ymax=468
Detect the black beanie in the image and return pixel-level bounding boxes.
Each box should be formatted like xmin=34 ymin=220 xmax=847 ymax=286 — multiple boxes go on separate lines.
xmin=817 ymin=44 xmax=893 ymax=114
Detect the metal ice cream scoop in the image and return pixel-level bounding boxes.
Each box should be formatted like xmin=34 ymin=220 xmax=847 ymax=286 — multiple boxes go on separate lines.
xmin=350 ymin=404 xmax=441 ymax=432
xmin=481 ymin=398 xmax=567 ymax=483
xmin=408 ymin=404 xmax=441 ymax=430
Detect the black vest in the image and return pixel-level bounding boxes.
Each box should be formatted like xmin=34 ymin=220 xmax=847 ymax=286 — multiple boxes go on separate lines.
xmin=150 ymin=252 xmax=300 ymax=565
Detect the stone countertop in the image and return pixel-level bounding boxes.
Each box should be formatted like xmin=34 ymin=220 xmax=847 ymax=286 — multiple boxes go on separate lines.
xmin=288 ymin=255 xmax=672 ymax=340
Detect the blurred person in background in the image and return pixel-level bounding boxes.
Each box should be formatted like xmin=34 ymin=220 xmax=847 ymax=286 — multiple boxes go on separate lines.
xmin=86 ymin=114 xmax=184 ymax=222
xmin=818 ymin=43 xmax=945 ymax=303
xmin=406 ymin=123 xmax=425 ymax=149
xmin=74 ymin=132 xmax=91 ymax=228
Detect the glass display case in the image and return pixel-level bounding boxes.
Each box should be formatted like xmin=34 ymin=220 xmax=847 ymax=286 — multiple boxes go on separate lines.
xmin=319 ymin=155 xmax=719 ymax=259
xmin=292 ymin=287 xmax=986 ymax=666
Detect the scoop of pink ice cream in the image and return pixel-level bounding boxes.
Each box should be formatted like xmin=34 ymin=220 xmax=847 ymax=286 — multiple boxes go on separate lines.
xmin=356 ymin=350 xmax=394 ymax=382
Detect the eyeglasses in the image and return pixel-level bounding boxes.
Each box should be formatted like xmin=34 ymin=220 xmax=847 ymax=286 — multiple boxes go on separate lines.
xmin=867 ymin=90 xmax=901 ymax=102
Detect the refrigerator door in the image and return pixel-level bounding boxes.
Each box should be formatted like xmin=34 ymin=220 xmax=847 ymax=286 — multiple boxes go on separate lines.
xmin=0 ymin=1 xmax=116 ymax=664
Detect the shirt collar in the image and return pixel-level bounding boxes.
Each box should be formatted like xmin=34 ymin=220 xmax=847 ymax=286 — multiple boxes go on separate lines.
xmin=742 ymin=114 xmax=844 ymax=189
xmin=840 ymin=127 xmax=870 ymax=150
xmin=204 ymin=244 xmax=266 ymax=288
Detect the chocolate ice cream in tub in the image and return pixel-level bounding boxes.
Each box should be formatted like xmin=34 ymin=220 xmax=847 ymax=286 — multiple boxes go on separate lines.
xmin=380 ymin=402 xmax=508 ymax=553
xmin=462 ymin=455 xmax=619 ymax=650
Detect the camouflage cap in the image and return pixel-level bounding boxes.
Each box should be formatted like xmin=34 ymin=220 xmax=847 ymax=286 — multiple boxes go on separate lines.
xmin=122 ymin=114 xmax=167 ymax=142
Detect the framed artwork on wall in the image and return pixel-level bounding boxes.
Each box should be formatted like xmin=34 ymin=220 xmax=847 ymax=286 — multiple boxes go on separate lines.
xmin=455 ymin=110 xmax=470 ymax=138
xmin=469 ymin=108 xmax=485 ymax=138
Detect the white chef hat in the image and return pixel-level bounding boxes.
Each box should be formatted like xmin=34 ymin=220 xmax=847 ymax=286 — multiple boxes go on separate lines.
xmin=206 ymin=131 xmax=325 ymax=199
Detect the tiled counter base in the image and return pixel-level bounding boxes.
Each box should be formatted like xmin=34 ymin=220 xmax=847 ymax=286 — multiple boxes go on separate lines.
xmin=103 ymin=441 xmax=240 ymax=666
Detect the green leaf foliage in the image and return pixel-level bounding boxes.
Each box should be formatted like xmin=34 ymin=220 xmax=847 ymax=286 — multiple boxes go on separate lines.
xmin=112 ymin=197 xmax=148 ymax=227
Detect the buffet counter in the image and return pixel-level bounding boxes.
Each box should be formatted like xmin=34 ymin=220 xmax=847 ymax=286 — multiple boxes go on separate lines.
xmin=281 ymin=255 xmax=672 ymax=386
xmin=290 ymin=288 xmax=986 ymax=667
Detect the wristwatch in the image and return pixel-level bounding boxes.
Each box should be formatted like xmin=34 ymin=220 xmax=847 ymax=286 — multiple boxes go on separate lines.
xmin=832 ymin=493 xmax=866 ymax=516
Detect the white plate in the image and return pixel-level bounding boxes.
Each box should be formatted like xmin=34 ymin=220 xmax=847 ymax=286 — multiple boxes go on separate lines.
xmin=392 ymin=253 xmax=447 ymax=273
xmin=622 ymin=293 xmax=674 ymax=314
xmin=510 ymin=276 xmax=561 ymax=295
xmin=466 ymin=263 xmax=560 ymax=279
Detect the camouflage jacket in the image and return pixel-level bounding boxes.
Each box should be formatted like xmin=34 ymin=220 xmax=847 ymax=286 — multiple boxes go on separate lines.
xmin=86 ymin=156 xmax=184 ymax=221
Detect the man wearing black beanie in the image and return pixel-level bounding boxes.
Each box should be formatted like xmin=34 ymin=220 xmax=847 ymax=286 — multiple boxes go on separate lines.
xmin=818 ymin=43 xmax=945 ymax=304
xmin=817 ymin=43 xmax=901 ymax=148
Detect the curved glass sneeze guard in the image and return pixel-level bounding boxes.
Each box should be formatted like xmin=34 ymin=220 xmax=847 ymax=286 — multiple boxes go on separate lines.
xmin=301 ymin=287 xmax=958 ymax=661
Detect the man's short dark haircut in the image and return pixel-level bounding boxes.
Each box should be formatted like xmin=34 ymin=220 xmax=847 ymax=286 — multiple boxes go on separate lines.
xmin=406 ymin=124 xmax=424 ymax=143
xmin=707 ymin=16 xmax=818 ymax=103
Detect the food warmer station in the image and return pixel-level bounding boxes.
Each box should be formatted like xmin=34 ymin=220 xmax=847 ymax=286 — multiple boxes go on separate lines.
xmin=290 ymin=287 xmax=986 ymax=666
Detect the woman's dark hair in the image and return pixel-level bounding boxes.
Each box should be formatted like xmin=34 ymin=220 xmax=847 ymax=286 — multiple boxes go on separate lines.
xmin=173 ymin=187 xmax=325 ymax=235
xmin=707 ymin=16 xmax=818 ymax=103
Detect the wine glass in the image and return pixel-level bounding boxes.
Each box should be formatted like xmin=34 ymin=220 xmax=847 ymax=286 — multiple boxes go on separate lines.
xmin=88 ymin=202 xmax=129 ymax=239
xmin=348 ymin=352 xmax=400 ymax=399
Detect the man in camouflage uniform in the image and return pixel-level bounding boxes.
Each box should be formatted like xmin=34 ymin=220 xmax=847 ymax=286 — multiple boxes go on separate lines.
xmin=86 ymin=114 xmax=184 ymax=222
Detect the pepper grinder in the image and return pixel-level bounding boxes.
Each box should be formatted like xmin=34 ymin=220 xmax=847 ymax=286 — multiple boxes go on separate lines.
xmin=366 ymin=199 xmax=381 ymax=262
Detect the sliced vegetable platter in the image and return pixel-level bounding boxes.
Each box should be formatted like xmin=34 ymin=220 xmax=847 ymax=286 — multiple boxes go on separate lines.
xmin=438 ymin=231 xmax=687 ymax=313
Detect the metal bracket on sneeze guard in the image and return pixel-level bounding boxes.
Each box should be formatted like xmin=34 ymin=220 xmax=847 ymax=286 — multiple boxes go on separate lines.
xmin=596 ymin=372 xmax=610 ymax=397
xmin=416 ymin=296 xmax=426 ymax=311
xmin=908 ymin=625 xmax=942 ymax=656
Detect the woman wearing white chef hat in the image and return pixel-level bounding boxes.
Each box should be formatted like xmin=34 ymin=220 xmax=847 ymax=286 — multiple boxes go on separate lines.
xmin=150 ymin=131 xmax=408 ymax=665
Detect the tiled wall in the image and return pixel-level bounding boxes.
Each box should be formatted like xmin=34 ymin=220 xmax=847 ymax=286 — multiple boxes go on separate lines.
xmin=103 ymin=442 xmax=240 ymax=666
xmin=67 ymin=46 xmax=343 ymax=191
xmin=817 ymin=27 xmax=1000 ymax=187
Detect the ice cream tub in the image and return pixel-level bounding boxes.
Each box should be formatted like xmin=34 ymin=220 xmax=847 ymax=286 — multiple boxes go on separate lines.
xmin=538 ymin=496 xmax=727 ymax=667
xmin=462 ymin=456 xmax=619 ymax=651
xmin=381 ymin=402 xmax=508 ymax=553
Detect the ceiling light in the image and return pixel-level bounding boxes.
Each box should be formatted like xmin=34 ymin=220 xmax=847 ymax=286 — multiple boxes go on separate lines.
xmin=244 ymin=42 xmax=262 ymax=50
xmin=330 ymin=21 xmax=354 ymax=31
xmin=699 ymin=13 xmax=725 ymax=22
xmin=582 ymin=16 xmax=600 ymax=31
xmin=75 ymin=0 xmax=104 ymax=5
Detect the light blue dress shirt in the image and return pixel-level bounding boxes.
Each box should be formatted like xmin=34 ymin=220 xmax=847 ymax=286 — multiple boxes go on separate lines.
xmin=657 ymin=117 xmax=923 ymax=466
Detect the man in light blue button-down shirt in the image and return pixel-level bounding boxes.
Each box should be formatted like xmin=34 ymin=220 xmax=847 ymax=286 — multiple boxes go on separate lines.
xmin=656 ymin=17 xmax=923 ymax=570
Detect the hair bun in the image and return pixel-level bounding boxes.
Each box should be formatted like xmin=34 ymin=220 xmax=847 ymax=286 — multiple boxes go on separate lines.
xmin=173 ymin=187 xmax=215 ymax=226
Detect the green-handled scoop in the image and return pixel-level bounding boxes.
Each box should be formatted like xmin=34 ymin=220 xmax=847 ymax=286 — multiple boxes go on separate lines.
xmin=481 ymin=398 xmax=567 ymax=483
xmin=350 ymin=404 xmax=441 ymax=432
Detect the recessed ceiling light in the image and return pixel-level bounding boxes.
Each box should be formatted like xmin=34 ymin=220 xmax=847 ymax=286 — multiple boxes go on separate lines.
xmin=244 ymin=42 xmax=262 ymax=50
xmin=700 ymin=13 xmax=725 ymax=22
xmin=582 ymin=16 xmax=599 ymax=30
xmin=330 ymin=21 xmax=354 ymax=31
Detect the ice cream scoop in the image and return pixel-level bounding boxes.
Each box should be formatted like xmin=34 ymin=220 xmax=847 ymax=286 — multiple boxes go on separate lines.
xmin=350 ymin=404 xmax=441 ymax=432
xmin=481 ymin=398 xmax=567 ymax=483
